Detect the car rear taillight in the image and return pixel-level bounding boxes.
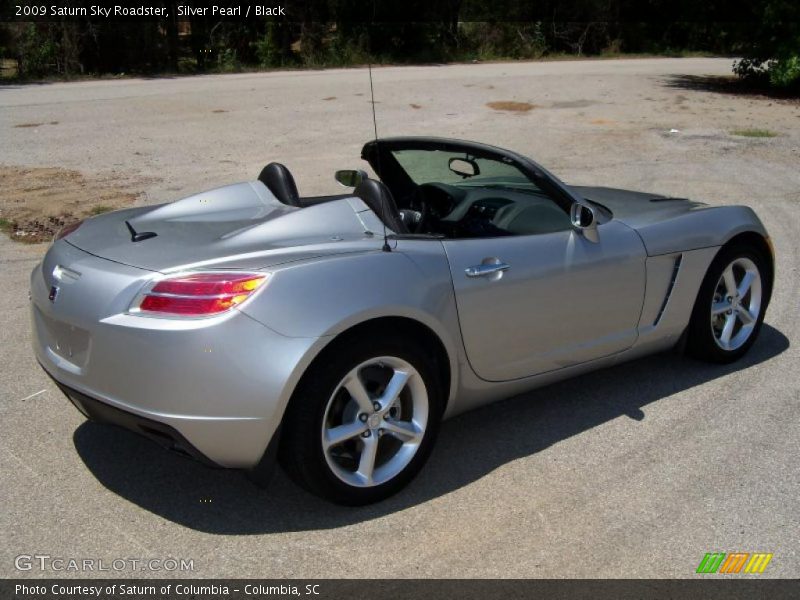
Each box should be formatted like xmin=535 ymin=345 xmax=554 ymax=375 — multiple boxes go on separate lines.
xmin=55 ymin=219 xmax=84 ymax=240
xmin=132 ymin=272 xmax=269 ymax=317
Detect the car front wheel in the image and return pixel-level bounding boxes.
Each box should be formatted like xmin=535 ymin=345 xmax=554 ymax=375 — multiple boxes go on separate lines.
xmin=687 ymin=243 xmax=771 ymax=363
xmin=279 ymin=335 xmax=443 ymax=505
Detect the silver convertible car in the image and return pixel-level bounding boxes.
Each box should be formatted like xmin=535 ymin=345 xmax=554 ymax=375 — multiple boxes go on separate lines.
xmin=31 ymin=137 xmax=774 ymax=505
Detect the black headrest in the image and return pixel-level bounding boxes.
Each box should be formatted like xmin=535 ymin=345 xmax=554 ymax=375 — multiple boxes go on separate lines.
xmin=354 ymin=179 xmax=408 ymax=234
xmin=258 ymin=162 xmax=300 ymax=207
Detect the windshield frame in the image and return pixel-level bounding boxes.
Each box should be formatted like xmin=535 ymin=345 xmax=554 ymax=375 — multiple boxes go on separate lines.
xmin=361 ymin=137 xmax=580 ymax=213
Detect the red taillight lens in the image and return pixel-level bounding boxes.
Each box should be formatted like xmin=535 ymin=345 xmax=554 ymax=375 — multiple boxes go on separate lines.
xmin=134 ymin=272 xmax=268 ymax=317
xmin=55 ymin=219 xmax=84 ymax=240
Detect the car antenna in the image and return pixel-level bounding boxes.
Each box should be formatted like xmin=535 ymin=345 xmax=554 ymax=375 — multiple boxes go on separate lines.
xmin=368 ymin=62 xmax=391 ymax=253
xmin=125 ymin=219 xmax=157 ymax=242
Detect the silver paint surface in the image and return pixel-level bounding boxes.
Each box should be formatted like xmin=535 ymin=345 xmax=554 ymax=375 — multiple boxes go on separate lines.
xmin=30 ymin=156 xmax=771 ymax=468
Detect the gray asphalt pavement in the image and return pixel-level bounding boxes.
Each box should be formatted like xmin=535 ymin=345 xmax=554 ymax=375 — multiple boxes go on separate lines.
xmin=1 ymin=58 xmax=798 ymax=578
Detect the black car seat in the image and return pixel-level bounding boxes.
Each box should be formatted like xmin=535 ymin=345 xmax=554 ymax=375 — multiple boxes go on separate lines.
xmin=258 ymin=162 xmax=301 ymax=207
xmin=353 ymin=179 xmax=409 ymax=234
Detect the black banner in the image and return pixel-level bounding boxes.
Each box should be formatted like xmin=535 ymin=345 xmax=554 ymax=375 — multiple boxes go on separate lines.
xmin=3 ymin=579 xmax=800 ymax=600
xmin=0 ymin=0 xmax=771 ymax=23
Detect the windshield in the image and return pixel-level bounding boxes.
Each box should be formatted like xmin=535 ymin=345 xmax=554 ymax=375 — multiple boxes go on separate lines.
xmin=390 ymin=149 xmax=541 ymax=193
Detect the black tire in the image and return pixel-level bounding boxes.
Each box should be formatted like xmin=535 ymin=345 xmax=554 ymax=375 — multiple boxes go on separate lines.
xmin=686 ymin=243 xmax=771 ymax=363
xmin=278 ymin=333 xmax=444 ymax=505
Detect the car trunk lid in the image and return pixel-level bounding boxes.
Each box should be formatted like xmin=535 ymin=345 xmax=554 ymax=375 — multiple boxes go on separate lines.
xmin=64 ymin=181 xmax=379 ymax=271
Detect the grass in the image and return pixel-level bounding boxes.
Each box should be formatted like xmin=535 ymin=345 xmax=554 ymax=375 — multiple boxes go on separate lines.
xmin=730 ymin=128 xmax=779 ymax=138
xmin=0 ymin=218 xmax=12 ymax=233
xmin=88 ymin=205 xmax=113 ymax=216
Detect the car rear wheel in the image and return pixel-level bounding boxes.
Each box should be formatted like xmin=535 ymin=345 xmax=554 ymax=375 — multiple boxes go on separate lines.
xmin=686 ymin=244 xmax=771 ymax=363
xmin=279 ymin=336 xmax=443 ymax=505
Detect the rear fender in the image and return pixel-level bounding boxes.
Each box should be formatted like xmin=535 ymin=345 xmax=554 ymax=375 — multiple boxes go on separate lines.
xmin=239 ymin=243 xmax=463 ymax=414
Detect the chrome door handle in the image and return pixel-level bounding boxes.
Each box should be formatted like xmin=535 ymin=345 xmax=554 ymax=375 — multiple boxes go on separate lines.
xmin=465 ymin=262 xmax=511 ymax=278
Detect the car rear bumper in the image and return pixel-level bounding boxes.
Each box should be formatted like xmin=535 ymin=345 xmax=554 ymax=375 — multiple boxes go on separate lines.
xmin=30 ymin=243 xmax=328 ymax=469
xmin=49 ymin=375 xmax=220 ymax=467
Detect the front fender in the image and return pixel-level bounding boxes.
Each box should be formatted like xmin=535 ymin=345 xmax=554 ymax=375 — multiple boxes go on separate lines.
xmin=633 ymin=205 xmax=769 ymax=256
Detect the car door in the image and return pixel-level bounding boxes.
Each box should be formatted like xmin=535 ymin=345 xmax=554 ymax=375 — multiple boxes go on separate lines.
xmin=443 ymin=220 xmax=646 ymax=381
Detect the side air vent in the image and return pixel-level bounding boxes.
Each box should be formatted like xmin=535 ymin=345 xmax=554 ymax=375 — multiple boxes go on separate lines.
xmin=653 ymin=254 xmax=683 ymax=326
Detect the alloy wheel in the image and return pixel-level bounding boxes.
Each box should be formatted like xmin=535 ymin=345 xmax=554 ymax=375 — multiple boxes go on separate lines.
xmin=710 ymin=257 xmax=762 ymax=351
xmin=321 ymin=356 xmax=429 ymax=487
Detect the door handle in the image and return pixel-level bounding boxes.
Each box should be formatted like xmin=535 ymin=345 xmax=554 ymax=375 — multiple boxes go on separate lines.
xmin=465 ymin=262 xmax=511 ymax=278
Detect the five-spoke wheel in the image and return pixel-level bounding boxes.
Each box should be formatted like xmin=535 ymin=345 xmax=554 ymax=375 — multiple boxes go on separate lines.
xmin=278 ymin=333 xmax=442 ymax=505
xmin=688 ymin=243 xmax=771 ymax=363
xmin=322 ymin=356 xmax=428 ymax=488
xmin=710 ymin=257 xmax=762 ymax=351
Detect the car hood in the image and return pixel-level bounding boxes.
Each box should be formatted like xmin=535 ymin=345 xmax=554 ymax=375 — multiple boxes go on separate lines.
xmin=64 ymin=181 xmax=383 ymax=272
xmin=570 ymin=185 xmax=710 ymax=228
xmin=570 ymin=185 xmax=764 ymax=256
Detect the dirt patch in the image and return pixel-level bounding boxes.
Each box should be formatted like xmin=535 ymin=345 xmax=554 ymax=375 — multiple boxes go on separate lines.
xmin=486 ymin=101 xmax=536 ymax=112
xmin=322 ymin=96 xmax=336 ymax=101
xmin=0 ymin=166 xmax=141 ymax=243
xmin=590 ymin=118 xmax=615 ymax=125
xmin=211 ymin=109 xmax=227 ymax=113
xmin=410 ymin=103 xmax=422 ymax=109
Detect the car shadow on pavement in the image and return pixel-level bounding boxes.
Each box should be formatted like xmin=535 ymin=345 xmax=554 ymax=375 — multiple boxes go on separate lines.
xmin=73 ymin=324 xmax=789 ymax=534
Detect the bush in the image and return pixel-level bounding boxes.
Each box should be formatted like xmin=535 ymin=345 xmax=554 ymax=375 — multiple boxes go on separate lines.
xmin=459 ymin=22 xmax=547 ymax=60
xmin=214 ymin=48 xmax=239 ymax=72
xmin=254 ymin=24 xmax=284 ymax=68
xmin=17 ymin=24 xmax=58 ymax=77
xmin=732 ymin=1 xmax=800 ymax=91
xmin=769 ymin=55 xmax=800 ymax=88
xmin=734 ymin=55 xmax=800 ymax=90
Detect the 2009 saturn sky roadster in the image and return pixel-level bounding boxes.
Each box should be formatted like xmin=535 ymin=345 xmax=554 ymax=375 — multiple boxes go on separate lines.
xmin=31 ymin=137 xmax=774 ymax=504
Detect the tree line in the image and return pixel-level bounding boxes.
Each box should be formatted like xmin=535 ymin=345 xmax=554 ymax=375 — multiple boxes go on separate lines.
xmin=0 ymin=0 xmax=797 ymax=90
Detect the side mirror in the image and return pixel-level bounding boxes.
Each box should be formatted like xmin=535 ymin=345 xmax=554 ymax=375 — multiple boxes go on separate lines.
xmin=335 ymin=169 xmax=368 ymax=188
xmin=570 ymin=202 xmax=599 ymax=242
xmin=448 ymin=157 xmax=480 ymax=178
